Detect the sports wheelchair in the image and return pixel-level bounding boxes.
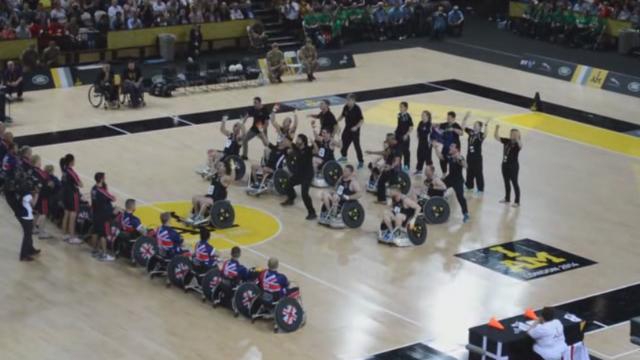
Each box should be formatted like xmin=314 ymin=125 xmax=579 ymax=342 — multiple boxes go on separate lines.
xmin=378 ymin=214 xmax=428 ymax=247
xmin=319 ymin=199 xmax=365 ymax=229
xmin=311 ymin=160 xmax=342 ymax=188
xmin=196 ymin=154 xmax=246 ymax=182
xmin=246 ymin=154 xmax=295 ymax=197
xmin=366 ymin=164 xmax=411 ymax=195
xmin=417 ymin=192 xmax=450 ymax=224
xmin=233 ymin=282 xmax=306 ymax=333
xmin=132 ymin=235 xmax=159 ymax=267
xmin=146 ymin=247 xmax=192 ymax=280
xmin=166 ymin=255 xmax=219 ymax=294
xmin=200 ymin=267 xmax=260 ymax=309
xmin=88 ymin=84 xmax=121 ymax=110
xmin=180 ymin=199 xmax=236 ymax=229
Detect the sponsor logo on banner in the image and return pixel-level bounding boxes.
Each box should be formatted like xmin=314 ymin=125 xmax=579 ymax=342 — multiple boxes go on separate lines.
xmin=317 ymin=57 xmax=332 ymax=67
xmin=31 ymin=74 xmax=50 ymax=86
xmin=628 ymin=82 xmax=640 ymax=93
xmin=602 ymin=71 xmax=640 ymax=98
xmin=455 ymin=238 xmax=596 ymax=281
xmin=586 ymin=68 xmax=608 ymax=88
xmin=518 ymin=54 xmax=576 ymax=80
xmin=558 ymin=66 xmax=572 ymax=77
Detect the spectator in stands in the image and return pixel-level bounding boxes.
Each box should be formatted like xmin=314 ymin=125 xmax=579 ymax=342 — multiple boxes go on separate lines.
xmin=431 ymin=6 xmax=447 ymax=40
xmin=127 ymin=10 xmax=143 ymax=28
xmin=48 ymin=17 xmax=66 ymax=37
xmin=299 ymin=38 xmax=318 ymax=81
xmin=28 ymin=18 xmax=43 ymax=38
xmin=108 ymin=0 xmax=124 ymax=21
xmin=2 ymin=61 xmax=24 ymax=102
xmin=42 ymin=41 xmax=61 ymax=67
xmin=266 ymin=42 xmax=286 ymax=83
xmin=50 ymin=1 xmax=68 ymax=24
xmin=21 ymin=44 xmax=40 ymax=71
xmin=372 ymin=2 xmax=388 ymax=41
xmin=219 ymin=2 xmax=231 ymax=21
xmin=448 ymin=5 xmax=464 ymax=36
xmin=188 ymin=24 xmax=203 ymax=58
xmin=388 ymin=4 xmax=407 ymax=40
xmin=15 ymin=19 xmax=30 ymax=39
xmin=111 ymin=11 xmax=125 ymax=29
xmin=248 ymin=21 xmax=268 ymax=50
xmin=0 ymin=24 xmax=16 ymax=40
xmin=230 ymin=2 xmax=245 ymax=19
xmin=281 ymin=0 xmax=301 ymax=35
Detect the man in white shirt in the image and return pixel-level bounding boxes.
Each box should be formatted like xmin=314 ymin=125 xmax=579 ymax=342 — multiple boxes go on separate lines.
xmin=528 ymin=307 xmax=568 ymax=360
xmin=108 ymin=0 xmax=124 ymax=20
xmin=20 ymin=187 xmax=41 ymax=261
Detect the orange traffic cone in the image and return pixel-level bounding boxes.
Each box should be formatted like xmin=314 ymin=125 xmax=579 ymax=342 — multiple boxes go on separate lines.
xmin=488 ymin=317 xmax=505 ymax=331
xmin=524 ymin=308 xmax=538 ymax=321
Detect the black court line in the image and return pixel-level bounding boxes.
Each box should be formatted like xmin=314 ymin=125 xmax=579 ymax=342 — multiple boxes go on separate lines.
xmin=367 ymin=342 xmax=456 ymax=360
xmin=14 ymin=79 xmax=640 ymax=148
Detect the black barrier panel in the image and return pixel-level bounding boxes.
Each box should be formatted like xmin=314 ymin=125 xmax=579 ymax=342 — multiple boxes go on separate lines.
xmin=602 ymin=71 xmax=640 ymax=98
xmin=316 ymin=51 xmax=356 ymax=72
xmin=23 ymin=69 xmax=56 ymax=91
xmin=518 ymin=54 xmax=577 ymax=82
xmin=367 ymin=342 xmax=456 ymax=360
xmin=455 ymin=238 xmax=596 ymax=281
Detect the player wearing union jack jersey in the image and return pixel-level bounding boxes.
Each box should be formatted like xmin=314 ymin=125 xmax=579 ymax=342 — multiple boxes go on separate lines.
xmin=113 ymin=199 xmax=148 ymax=258
xmin=221 ymin=246 xmax=250 ymax=282
xmin=155 ymin=212 xmax=185 ymax=257
xmin=258 ymin=258 xmax=290 ymax=299
xmin=192 ymin=228 xmax=218 ymax=273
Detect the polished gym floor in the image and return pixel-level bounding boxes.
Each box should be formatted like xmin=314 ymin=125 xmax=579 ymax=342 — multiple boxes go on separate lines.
xmin=1 ymin=48 xmax=639 ymax=360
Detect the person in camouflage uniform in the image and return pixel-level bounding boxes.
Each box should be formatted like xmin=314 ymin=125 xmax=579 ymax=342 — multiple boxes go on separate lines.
xmin=266 ymin=43 xmax=287 ymax=83
xmin=298 ymin=38 xmax=318 ymax=81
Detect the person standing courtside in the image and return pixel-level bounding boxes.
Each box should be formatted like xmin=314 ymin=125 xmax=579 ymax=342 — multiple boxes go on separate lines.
xmin=395 ymin=102 xmax=413 ymax=172
xmin=495 ymin=125 xmax=522 ymax=207
xmin=241 ymin=97 xmax=271 ymax=160
xmin=414 ymin=110 xmax=432 ymax=175
xmin=337 ymin=94 xmax=364 ymax=168
xmin=436 ymin=143 xmax=470 ymax=223
xmin=19 ymin=185 xmax=41 ymax=261
xmin=434 ymin=111 xmax=463 ymax=173
xmin=281 ymin=134 xmax=316 ymax=220
xmin=298 ymin=38 xmax=318 ymax=82
xmin=307 ymin=99 xmax=338 ymax=136
xmin=462 ymin=117 xmax=489 ymax=194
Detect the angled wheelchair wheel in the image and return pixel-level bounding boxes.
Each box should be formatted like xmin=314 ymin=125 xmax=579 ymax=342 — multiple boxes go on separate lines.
xmin=133 ymin=236 xmax=158 ymax=267
xmin=341 ymin=200 xmax=365 ymax=228
xmin=88 ymin=85 xmax=103 ymax=108
xmin=273 ymin=169 xmax=291 ymax=196
xmin=224 ymin=155 xmax=246 ymax=181
xmin=393 ymin=171 xmax=412 ymax=195
xmin=145 ymin=255 xmax=161 ymax=274
xmin=119 ymin=90 xmax=128 ymax=105
xmin=322 ymin=160 xmax=342 ymax=187
xmin=285 ymin=154 xmax=298 ymax=171
xmin=423 ymin=197 xmax=450 ymax=224
xmin=233 ymin=282 xmax=261 ymax=319
xmin=274 ymin=297 xmax=305 ymax=333
xmin=167 ymin=256 xmax=193 ymax=289
xmin=210 ymin=200 xmax=235 ymax=229
xmin=201 ymin=267 xmax=223 ymax=302
xmin=407 ymin=215 xmax=428 ymax=246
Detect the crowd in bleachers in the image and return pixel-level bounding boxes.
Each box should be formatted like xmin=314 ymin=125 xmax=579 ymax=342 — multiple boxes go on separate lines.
xmin=0 ymin=0 xmax=255 ymax=49
xmin=513 ymin=0 xmax=640 ymax=49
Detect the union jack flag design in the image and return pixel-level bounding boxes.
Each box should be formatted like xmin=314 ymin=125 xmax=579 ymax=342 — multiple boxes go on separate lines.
xmin=281 ymin=305 xmax=298 ymax=325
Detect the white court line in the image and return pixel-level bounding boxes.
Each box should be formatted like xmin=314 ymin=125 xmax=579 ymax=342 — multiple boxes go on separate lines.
xmin=169 ymin=115 xmax=195 ymax=126
xmin=84 ymin=118 xmax=131 ymax=135
xmin=427 ymin=81 xmax=640 ymax=160
xmin=611 ymin=347 xmax=640 ymax=359
xmin=586 ymin=320 xmax=630 ymax=335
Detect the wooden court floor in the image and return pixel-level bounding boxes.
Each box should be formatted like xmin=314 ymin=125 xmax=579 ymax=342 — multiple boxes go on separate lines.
xmin=1 ymin=48 xmax=639 ymax=360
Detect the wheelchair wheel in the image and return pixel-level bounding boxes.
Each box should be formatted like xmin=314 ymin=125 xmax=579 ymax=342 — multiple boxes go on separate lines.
xmin=393 ymin=171 xmax=412 ymax=195
xmin=224 ymin=155 xmax=246 ymax=181
xmin=322 ymin=160 xmax=342 ymax=187
xmin=274 ymin=297 xmax=305 ymax=333
xmin=201 ymin=267 xmax=222 ymax=302
xmin=210 ymin=200 xmax=235 ymax=229
xmin=423 ymin=197 xmax=450 ymax=224
xmin=132 ymin=236 xmax=158 ymax=267
xmin=285 ymin=154 xmax=298 ymax=171
xmin=167 ymin=255 xmax=193 ymax=289
xmin=341 ymin=200 xmax=365 ymax=228
xmin=407 ymin=215 xmax=428 ymax=246
xmin=233 ymin=282 xmax=261 ymax=319
xmin=273 ymin=169 xmax=290 ymax=195
xmin=88 ymin=85 xmax=103 ymax=108
xmin=145 ymin=255 xmax=161 ymax=274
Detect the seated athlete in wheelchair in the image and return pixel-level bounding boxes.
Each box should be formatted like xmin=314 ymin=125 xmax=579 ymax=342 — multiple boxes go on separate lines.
xmin=147 ymin=212 xmax=190 ymax=278
xmin=112 ymin=198 xmax=149 ymax=260
xmin=188 ymin=160 xmax=235 ymax=228
xmin=204 ymin=246 xmax=257 ymax=308
xmin=167 ymin=227 xmax=219 ymax=290
xmin=271 ymin=109 xmax=298 ymax=145
xmin=311 ymin=121 xmax=342 ymax=188
xmin=121 ymin=59 xmax=145 ymax=108
xmin=234 ymin=257 xmax=305 ymax=332
xmin=196 ymin=116 xmax=246 ymax=180
xmin=94 ymin=63 xmax=119 ymax=109
xmin=378 ymin=184 xmax=427 ymax=247
xmin=416 ymin=165 xmax=451 ymax=224
xmin=247 ymin=131 xmax=291 ymax=196
xmin=365 ymin=133 xmax=411 ymax=201
xmin=318 ymin=164 xmax=365 ymax=229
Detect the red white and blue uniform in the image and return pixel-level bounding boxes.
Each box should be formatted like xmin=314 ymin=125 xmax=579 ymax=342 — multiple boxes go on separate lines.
xmin=192 ymin=241 xmax=217 ymax=268
xmin=155 ymin=225 xmax=183 ymax=256
xmin=221 ymin=259 xmax=249 ymax=281
xmin=2 ymin=152 xmax=17 ymax=176
xmin=258 ymin=269 xmax=290 ymax=298
xmin=120 ymin=211 xmax=143 ymax=235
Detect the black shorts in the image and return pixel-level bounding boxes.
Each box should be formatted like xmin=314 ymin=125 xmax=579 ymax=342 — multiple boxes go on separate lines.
xmin=93 ymin=219 xmax=113 ymax=238
xmin=63 ymin=189 xmax=80 ymax=212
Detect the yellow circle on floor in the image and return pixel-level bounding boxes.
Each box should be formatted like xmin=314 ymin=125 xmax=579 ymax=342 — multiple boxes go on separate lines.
xmin=136 ymin=201 xmax=281 ymax=250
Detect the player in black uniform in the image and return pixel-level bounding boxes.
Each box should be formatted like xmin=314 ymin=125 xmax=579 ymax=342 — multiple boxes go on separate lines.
xmin=281 ymin=134 xmax=316 ymax=220
xmin=365 ymin=133 xmax=402 ymax=203
xmin=90 ymin=172 xmax=117 ymax=261
xmin=241 ymin=97 xmax=272 ymax=160
xmin=415 ymin=110 xmax=433 ymax=175
xmin=422 ymin=165 xmax=447 ymax=197
xmin=271 ymin=106 xmax=298 ymax=145
xmin=462 ymin=117 xmax=489 ymax=194
xmin=433 ymin=111 xmax=464 ymax=173
xmin=380 ymin=184 xmax=422 ymax=242
xmin=318 ymin=164 xmax=362 ymax=225
xmin=199 ymin=115 xmax=245 ymax=177
xmin=495 ymin=125 xmax=522 ymax=207
xmin=190 ymin=160 xmax=235 ymax=225
xmin=307 ymin=99 xmax=338 ymax=136
xmin=436 ymin=143 xmax=469 ymax=223
xmin=337 ymin=94 xmax=364 ymax=168
xmin=247 ymin=131 xmax=290 ymax=192
xmin=311 ymin=121 xmax=341 ymax=176
xmin=395 ymin=101 xmax=413 ymax=172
